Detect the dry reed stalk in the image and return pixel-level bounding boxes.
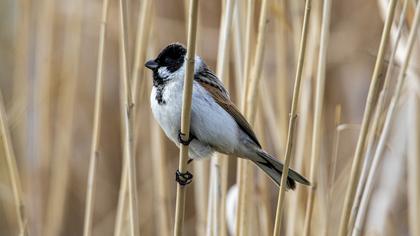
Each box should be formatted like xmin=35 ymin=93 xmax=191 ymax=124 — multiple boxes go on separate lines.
xmin=337 ymin=0 xmax=398 ymax=235
xmin=273 ymin=0 xmax=289 ymax=148
xmin=255 ymin=95 xmax=273 ymax=236
xmin=114 ymin=158 xmax=129 ymax=236
xmin=118 ymin=0 xmax=139 ymax=234
xmin=349 ymin=0 xmax=408 ymax=231
xmin=34 ymin=0 xmax=54 ymax=172
xmin=303 ymin=0 xmax=332 ymax=234
xmin=272 ymin=0 xmax=312 ymax=235
xmin=407 ymin=87 xmax=420 ymax=236
xmin=270 ymin=1 xmax=296 ymax=235
xmin=329 ymin=105 xmax=342 ymax=190
xmin=131 ymin=0 xmax=152 ymax=102
xmin=83 ymin=0 xmax=110 ymax=235
xmin=32 ymin=0 xmax=55 ymax=232
xmin=0 ymin=90 xmax=26 ymax=235
xmin=206 ymin=0 xmax=235 ymax=235
xmin=44 ymin=1 xmax=83 ymax=235
xmin=173 ymin=0 xmax=199 ymax=235
xmin=151 ymin=122 xmax=171 ymax=236
xmin=194 ymin=159 xmax=210 ymax=236
xmin=232 ymin=0 xmax=244 ymax=96
xmin=234 ymin=0 xmax=254 ymax=234
xmin=236 ymin=0 xmax=268 ymax=235
xmin=352 ymin=2 xmax=420 ymax=235
xmin=12 ymin=0 xmax=30 ymax=169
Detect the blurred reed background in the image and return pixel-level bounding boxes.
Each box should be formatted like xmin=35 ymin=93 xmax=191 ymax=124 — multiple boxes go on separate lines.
xmin=0 ymin=0 xmax=419 ymax=235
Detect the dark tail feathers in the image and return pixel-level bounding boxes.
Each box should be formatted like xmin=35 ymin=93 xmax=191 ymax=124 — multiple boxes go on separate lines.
xmin=252 ymin=151 xmax=310 ymax=190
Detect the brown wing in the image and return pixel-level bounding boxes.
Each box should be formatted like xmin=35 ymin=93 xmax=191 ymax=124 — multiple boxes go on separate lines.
xmin=195 ymin=68 xmax=261 ymax=148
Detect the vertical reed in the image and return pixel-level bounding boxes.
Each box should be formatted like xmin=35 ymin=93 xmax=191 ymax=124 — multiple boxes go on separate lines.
xmin=234 ymin=0 xmax=254 ymax=231
xmin=407 ymin=84 xmax=420 ymax=236
xmin=44 ymin=0 xmax=83 ymax=235
xmin=352 ymin=2 xmax=420 ymax=235
xmin=337 ymin=0 xmax=398 ymax=235
xmin=0 ymin=90 xmax=26 ymax=236
xmin=173 ymin=0 xmax=199 ymax=235
xmin=83 ymin=0 xmax=110 ymax=235
xmin=349 ymin=0 xmax=408 ymax=231
xmin=303 ymin=0 xmax=332 ymax=234
xmin=273 ymin=0 xmax=312 ymax=235
xmin=118 ymin=0 xmax=139 ymax=234
xmin=236 ymin=0 xmax=269 ymax=235
xmin=207 ymin=0 xmax=235 ymax=235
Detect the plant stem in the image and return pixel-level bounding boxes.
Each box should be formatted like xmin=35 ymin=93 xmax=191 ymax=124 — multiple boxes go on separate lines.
xmin=118 ymin=0 xmax=139 ymax=234
xmin=337 ymin=0 xmax=398 ymax=235
xmin=352 ymin=1 xmax=420 ymax=235
xmin=303 ymin=0 xmax=332 ymax=234
xmin=272 ymin=0 xmax=312 ymax=235
xmin=173 ymin=0 xmax=199 ymax=235
xmin=83 ymin=0 xmax=109 ymax=235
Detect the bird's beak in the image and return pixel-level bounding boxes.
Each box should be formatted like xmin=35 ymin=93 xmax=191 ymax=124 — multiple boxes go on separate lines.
xmin=145 ymin=60 xmax=159 ymax=70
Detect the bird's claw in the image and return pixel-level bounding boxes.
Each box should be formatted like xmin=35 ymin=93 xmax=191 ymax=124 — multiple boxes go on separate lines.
xmin=178 ymin=130 xmax=193 ymax=145
xmin=176 ymin=170 xmax=193 ymax=186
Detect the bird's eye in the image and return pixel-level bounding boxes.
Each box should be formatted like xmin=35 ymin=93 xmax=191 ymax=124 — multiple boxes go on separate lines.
xmin=164 ymin=57 xmax=173 ymax=65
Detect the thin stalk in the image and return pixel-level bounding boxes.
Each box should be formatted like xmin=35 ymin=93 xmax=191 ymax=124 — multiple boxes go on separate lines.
xmin=32 ymin=0 xmax=55 ymax=232
xmin=114 ymin=159 xmax=128 ymax=236
xmin=173 ymin=0 xmax=199 ymax=235
xmin=303 ymin=0 xmax=332 ymax=234
xmin=151 ymin=122 xmax=171 ymax=236
xmin=11 ymin=0 xmax=30 ymax=234
xmin=44 ymin=0 xmax=83 ymax=235
xmin=329 ymin=105 xmax=342 ymax=191
xmin=0 ymin=90 xmax=26 ymax=236
xmin=236 ymin=0 xmax=269 ymax=235
xmin=349 ymin=0 xmax=408 ymax=231
xmin=234 ymin=0 xmax=253 ymax=234
xmin=83 ymin=0 xmax=109 ymax=235
xmin=352 ymin=2 xmax=420 ymax=235
xmin=207 ymin=0 xmax=235 ymax=235
xmin=337 ymin=0 xmax=398 ymax=235
xmin=272 ymin=0 xmax=312 ymax=235
xmin=131 ymin=0 xmax=152 ymax=102
xmin=407 ymin=85 xmax=420 ymax=236
xmin=118 ymin=0 xmax=139 ymax=234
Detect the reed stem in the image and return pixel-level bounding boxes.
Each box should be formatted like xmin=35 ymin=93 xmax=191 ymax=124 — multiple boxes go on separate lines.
xmin=352 ymin=2 xmax=420 ymax=235
xmin=303 ymin=0 xmax=332 ymax=234
xmin=350 ymin=0 xmax=408 ymax=232
xmin=118 ymin=0 xmax=139 ymax=234
xmin=337 ymin=0 xmax=398 ymax=235
xmin=207 ymin=0 xmax=235 ymax=235
xmin=272 ymin=0 xmax=312 ymax=235
xmin=173 ymin=0 xmax=199 ymax=235
xmin=83 ymin=0 xmax=109 ymax=235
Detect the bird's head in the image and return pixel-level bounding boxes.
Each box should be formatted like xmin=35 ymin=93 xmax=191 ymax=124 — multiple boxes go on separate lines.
xmin=145 ymin=43 xmax=187 ymax=84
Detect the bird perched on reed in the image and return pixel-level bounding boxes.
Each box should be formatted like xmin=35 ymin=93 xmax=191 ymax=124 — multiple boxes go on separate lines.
xmin=145 ymin=43 xmax=310 ymax=189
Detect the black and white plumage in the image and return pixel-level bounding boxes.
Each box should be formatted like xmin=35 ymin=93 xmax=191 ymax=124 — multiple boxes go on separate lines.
xmin=145 ymin=43 xmax=310 ymax=190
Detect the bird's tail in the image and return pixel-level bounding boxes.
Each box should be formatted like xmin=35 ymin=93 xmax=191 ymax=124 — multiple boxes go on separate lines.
xmin=251 ymin=150 xmax=310 ymax=190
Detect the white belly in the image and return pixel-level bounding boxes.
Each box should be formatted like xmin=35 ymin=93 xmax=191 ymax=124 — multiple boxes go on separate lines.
xmin=150 ymin=79 xmax=239 ymax=159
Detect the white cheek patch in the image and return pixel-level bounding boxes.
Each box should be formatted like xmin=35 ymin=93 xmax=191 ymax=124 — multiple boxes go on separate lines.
xmin=157 ymin=67 xmax=171 ymax=79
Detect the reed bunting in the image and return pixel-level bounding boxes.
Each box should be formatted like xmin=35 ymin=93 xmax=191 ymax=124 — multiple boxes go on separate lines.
xmin=145 ymin=43 xmax=310 ymax=189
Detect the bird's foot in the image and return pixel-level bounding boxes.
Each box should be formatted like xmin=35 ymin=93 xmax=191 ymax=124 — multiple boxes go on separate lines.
xmin=176 ymin=170 xmax=193 ymax=186
xmin=178 ymin=130 xmax=193 ymax=145
xmin=187 ymin=158 xmax=193 ymax=164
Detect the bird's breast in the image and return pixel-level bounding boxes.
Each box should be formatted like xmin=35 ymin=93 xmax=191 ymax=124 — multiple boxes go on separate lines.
xmin=150 ymin=81 xmax=183 ymax=142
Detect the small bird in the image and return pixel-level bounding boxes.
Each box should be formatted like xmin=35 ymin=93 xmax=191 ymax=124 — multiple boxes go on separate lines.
xmin=145 ymin=43 xmax=310 ymax=190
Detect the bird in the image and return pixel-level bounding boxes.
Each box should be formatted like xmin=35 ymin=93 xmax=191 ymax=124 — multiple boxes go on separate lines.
xmin=145 ymin=43 xmax=310 ymax=190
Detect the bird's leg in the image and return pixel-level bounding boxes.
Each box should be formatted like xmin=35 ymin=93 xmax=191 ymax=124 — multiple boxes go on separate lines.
xmin=175 ymin=170 xmax=193 ymax=186
xmin=178 ymin=130 xmax=194 ymax=145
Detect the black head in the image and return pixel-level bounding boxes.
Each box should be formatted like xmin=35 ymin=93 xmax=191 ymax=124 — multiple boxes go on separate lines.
xmin=145 ymin=43 xmax=187 ymax=84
